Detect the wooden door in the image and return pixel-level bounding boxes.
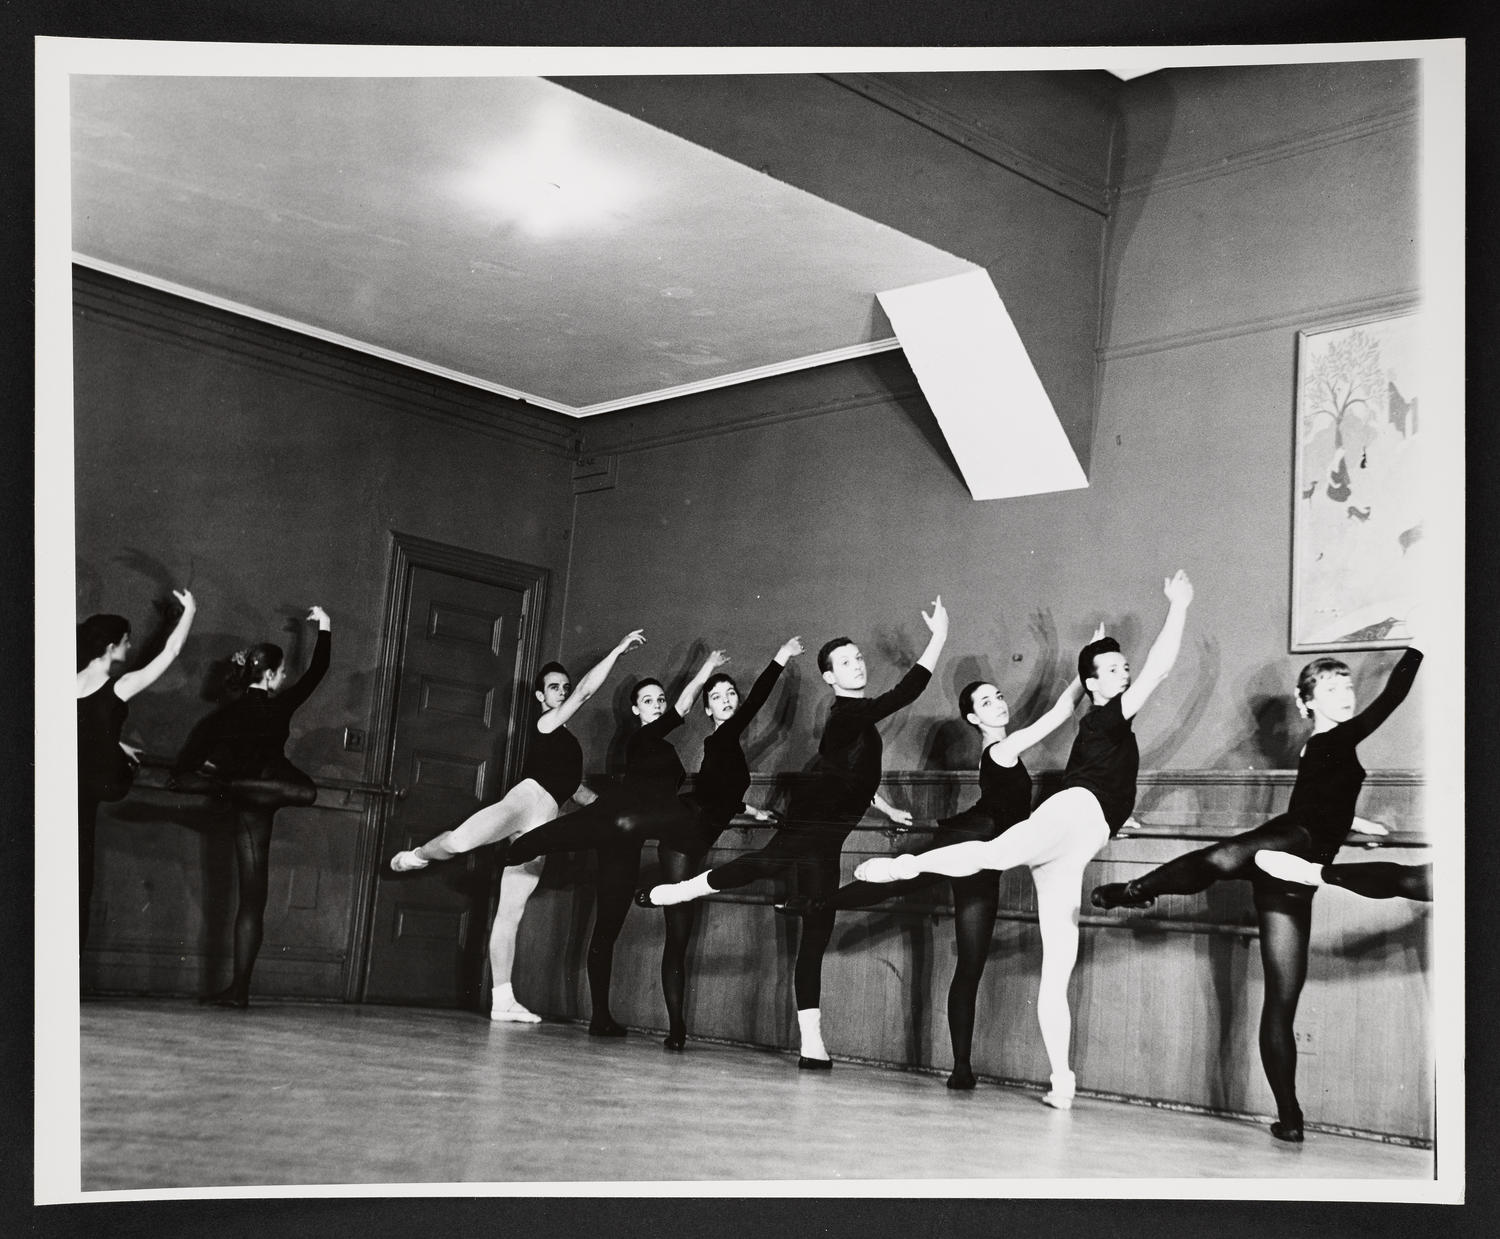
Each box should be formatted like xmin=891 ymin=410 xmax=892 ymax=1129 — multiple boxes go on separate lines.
xmin=362 ymin=565 xmax=526 ymax=1007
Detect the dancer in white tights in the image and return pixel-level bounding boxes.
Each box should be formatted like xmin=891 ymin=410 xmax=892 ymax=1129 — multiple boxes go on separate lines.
xmin=388 ymin=629 xmax=645 ymax=1021
xmin=855 ymin=572 xmax=1195 ymax=1108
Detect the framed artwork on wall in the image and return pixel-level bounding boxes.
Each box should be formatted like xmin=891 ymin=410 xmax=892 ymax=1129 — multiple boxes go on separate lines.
xmin=1290 ymin=309 xmax=1422 ymax=652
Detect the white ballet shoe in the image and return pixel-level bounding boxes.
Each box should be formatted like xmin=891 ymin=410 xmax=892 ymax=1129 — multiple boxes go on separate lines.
xmin=1041 ymin=1071 xmax=1076 ymax=1110
xmin=490 ymin=998 xmax=542 ymax=1023
xmin=854 ymin=854 xmax=919 ymax=884
xmin=1254 ymin=851 xmax=1324 ymax=886
xmin=390 ymin=849 xmax=429 ymax=873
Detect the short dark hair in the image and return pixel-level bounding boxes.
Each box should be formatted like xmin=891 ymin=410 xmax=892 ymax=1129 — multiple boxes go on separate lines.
xmin=631 ymin=677 xmax=664 ymax=707
xmin=1077 ymin=636 xmax=1122 ymax=685
xmin=1295 ymin=657 xmax=1351 ymax=718
xmin=77 ymin=614 xmax=130 ymax=671
xmin=958 ymin=680 xmax=991 ymax=723
xmin=533 ymin=661 xmax=569 ymax=694
xmin=817 ymin=636 xmax=856 ymax=675
xmin=702 ymin=672 xmax=737 ymax=709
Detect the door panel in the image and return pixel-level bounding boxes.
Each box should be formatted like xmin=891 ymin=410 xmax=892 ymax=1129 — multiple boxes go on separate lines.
xmin=363 ymin=566 xmax=525 ymax=1006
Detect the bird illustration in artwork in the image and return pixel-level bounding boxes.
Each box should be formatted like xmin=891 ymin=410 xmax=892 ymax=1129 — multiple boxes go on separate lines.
xmin=1301 ymin=478 xmax=1320 ymax=501
xmin=1347 ymin=505 xmax=1371 ymax=522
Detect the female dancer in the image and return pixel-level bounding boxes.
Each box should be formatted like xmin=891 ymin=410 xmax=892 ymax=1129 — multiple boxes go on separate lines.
xmin=856 ymin=573 xmax=1194 ymax=1107
xmin=1255 ymin=852 xmax=1432 ymax=902
xmin=781 ymin=630 xmax=1099 ymax=1088
xmin=505 ymin=647 xmax=757 ymax=1036
xmin=77 ymin=588 xmax=197 ymax=948
xmin=171 ymin=606 xmax=332 ymax=1007
xmin=388 ymin=629 xmax=646 ymax=1022
xmin=641 ymin=598 xmax=949 ymax=1068
xmin=1091 ymin=645 xmax=1423 ymax=1141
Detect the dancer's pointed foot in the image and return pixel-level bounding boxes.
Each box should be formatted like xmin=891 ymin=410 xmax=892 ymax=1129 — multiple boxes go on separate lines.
xmin=390 ymin=849 xmax=429 ymax=873
xmin=946 ymin=1065 xmax=977 ymax=1091
xmin=1270 ymin=1120 xmax=1305 ymax=1143
xmin=853 ymin=855 xmax=919 ymax=884
xmin=1254 ymin=851 xmax=1325 ymax=887
xmin=588 ymin=1017 xmax=628 ymax=1038
xmin=1041 ymin=1070 xmax=1076 ymax=1110
xmin=773 ymin=894 xmax=829 ymax=917
xmin=1090 ymin=881 xmax=1154 ymax=910
xmin=490 ymin=998 xmax=542 ymax=1023
xmin=662 ymin=1029 xmax=687 ymax=1051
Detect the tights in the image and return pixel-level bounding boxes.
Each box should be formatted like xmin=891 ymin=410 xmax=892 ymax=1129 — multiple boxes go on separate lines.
xmin=1324 ymin=861 xmax=1432 ymax=902
xmin=587 ymin=838 xmax=645 ymax=1030
xmin=174 ymin=761 xmax=316 ymax=1004
xmin=1127 ymin=814 xmax=1312 ymax=900
xmin=657 ymin=841 xmax=709 ymax=1042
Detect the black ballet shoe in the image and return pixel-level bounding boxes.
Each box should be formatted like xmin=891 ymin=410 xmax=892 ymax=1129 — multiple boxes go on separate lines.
xmin=946 ymin=1065 xmax=977 ymax=1091
xmin=633 ymin=888 xmax=657 ymax=908
xmin=1090 ymin=882 xmax=1155 ymax=910
xmin=773 ymin=894 xmax=829 ymax=918
xmin=588 ymin=1018 xmax=628 ymax=1037
xmin=1270 ymin=1119 xmax=1305 ymax=1143
xmin=797 ymin=1055 xmax=833 ymax=1071
xmin=662 ymin=1030 xmax=687 ymax=1051
xmin=197 ymin=986 xmax=249 ymax=1009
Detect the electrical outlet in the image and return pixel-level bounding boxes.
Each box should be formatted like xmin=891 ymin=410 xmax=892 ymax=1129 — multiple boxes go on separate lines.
xmin=343 ymin=727 xmax=366 ymax=753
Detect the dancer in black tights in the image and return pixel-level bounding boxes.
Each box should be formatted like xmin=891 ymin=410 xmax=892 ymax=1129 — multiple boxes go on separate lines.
xmin=1091 ymin=646 xmax=1422 ymax=1142
xmin=641 ymin=598 xmax=949 ymax=1068
xmin=780 ymin=633 xmax=1097 ymax=1088
xmin=171 ymin=607 xmax=332 ymax=1007
xmin=1256 ymin=852 xmax=1432 ymax=901
xmin=77 ymin=589 xmax=197 ymax=950
xmin=505 ymin=650 xmax=737 ymax=1035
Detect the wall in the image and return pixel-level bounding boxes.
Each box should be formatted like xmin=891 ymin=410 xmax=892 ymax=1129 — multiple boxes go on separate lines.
xmin=74 ymin=268 xmax=578 ymax=998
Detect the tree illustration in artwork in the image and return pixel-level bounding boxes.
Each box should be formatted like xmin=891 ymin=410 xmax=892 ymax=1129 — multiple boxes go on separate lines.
xmin=1300 ymin=327 xmax=1385 ymax=504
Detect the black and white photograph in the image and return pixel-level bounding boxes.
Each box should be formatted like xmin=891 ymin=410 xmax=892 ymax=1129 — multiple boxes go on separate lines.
xmin=35 ymin=35 xmax=1466 ymax=1205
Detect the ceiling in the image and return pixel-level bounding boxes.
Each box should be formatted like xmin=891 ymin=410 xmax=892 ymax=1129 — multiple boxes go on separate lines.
xmin=70 ymin=75 xmax=979 ymax=417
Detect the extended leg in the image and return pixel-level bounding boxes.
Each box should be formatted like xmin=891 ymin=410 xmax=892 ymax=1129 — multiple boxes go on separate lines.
xmin=585 ymin=840 xmax=644 ymax=1035
xmin=395 ymin=779 xmax=558 ymax=869
xmin=944 ymin=871 xmax=1000 ymax=1090
xmin=643 ymin=823 xmax=819 ymax=906
xmin=1093 ymin=817 xmax=1309 ymax=908
xmin=1255 ymin=885 xmax=1314 ymax=1141
xmin=1325 ymin=861 xmax=1432 ymax=901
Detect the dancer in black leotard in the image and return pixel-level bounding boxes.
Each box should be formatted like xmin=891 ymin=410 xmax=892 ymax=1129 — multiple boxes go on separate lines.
xmin=1091 ymin=645 xmax=1422 ymax=1141
xmin=505 ymin=649 xmax=739 ymax=1035
xmin=640 ymin=598 xmax=949 ymax=1068
xmin=1256 ymin=852 xmax=1432 ymax=901
xmin=781 ymin=634 xmax=1097 ymax=1088
xmin=77 ymin=589 xmax=197 ymax=950
xmin=171 ymin=607 xmax=332 ymax=1007
xmin=387 ymin=630 xmax=645 ymax=1022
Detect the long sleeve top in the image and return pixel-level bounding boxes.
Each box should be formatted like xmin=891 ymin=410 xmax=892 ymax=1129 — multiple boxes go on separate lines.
xmin=176 ymin=629 xmax=331 ymax=778
xmin=1289 ymin=647 xmax=1422 ymax=862
xmin=688 ymin=657 xmax=786 ymax=824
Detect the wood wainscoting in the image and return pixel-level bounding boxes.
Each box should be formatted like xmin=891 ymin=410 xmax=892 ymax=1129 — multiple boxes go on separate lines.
xmin=513 ymin=767 xmax=1433 ymax=1145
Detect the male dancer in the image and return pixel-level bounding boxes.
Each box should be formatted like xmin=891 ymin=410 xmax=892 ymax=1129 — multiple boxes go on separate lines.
xmin=641 ymin=598 xmax=949 ymax=1067
xmin=856 ymin=572 xmax=1194 ymax=1107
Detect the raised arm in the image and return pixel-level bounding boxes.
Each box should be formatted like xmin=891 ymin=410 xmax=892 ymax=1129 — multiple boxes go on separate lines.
xmin=1120 ymin=571 xmax=1194 ymax=721
xmin=674 ymin=649 xmax=730 ymax=718
xmin=275 ymin=607 xmax=332 ymax=712
xmin=537 ymin=629 xmax=645 ymax=734
xmin=1339 ymin=647 xmax=1423 ymax=746
xmin=916 ymin=595 xmax=949 ymax=673
xmin=115 ymin=589 xmax=196 ymax=702
xmin=995 ymin=623 xmax=1102 ymax=760
xmin=719 ymin=637 xmax=803 ymax=741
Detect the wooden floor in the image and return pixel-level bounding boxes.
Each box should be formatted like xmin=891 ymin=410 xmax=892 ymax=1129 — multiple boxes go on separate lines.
xmin=80 ymin=999 xmax=1433 ymax=1190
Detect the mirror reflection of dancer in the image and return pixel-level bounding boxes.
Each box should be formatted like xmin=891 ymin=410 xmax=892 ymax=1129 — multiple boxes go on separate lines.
xmin=781 ymin=631 xmax=1099 ymax=1089
xmin=171 ymin=607 xmax=332 ymax=1008
xmin=640 ymin=599 xmax=949 ymax=1069
xmin=388 ymin=630 xmax=646 ymax=1022
xmin=857 ymin=574 xmax=1195 ymax=1108
xmin=76 ymin=589 xmax=198 ymax=950
xmin=1255 ymin=853 xmax=1432 ymax=901
xmin=1092 ymin=645 xmax=1422 ymax=1142
xmin=504 ymin=649 xmax=743 ymax=1036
